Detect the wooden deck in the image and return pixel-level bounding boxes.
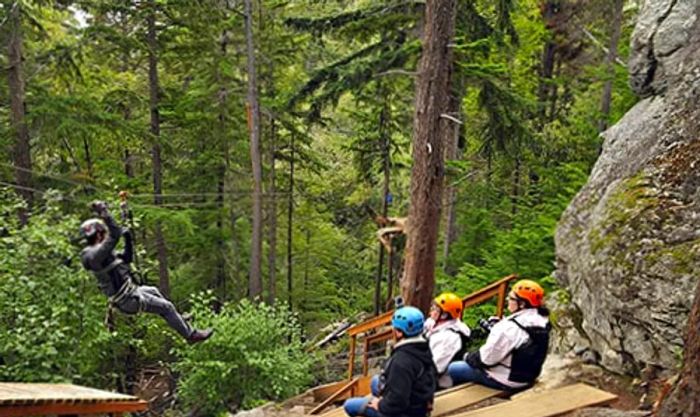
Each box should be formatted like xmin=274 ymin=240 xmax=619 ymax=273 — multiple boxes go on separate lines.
xmin=0 ymin=383 xmax=148 ymax=416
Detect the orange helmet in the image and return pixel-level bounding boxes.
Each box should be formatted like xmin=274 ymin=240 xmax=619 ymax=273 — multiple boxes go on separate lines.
xmin=434 ymin=292 xmax=463 ymax=320
xmin=511 ymin=280 xmax=545 ymax=307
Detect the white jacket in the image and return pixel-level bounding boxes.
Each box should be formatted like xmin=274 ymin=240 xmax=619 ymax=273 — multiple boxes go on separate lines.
xmin=425 ymin=318 xmax=471 ymax=388
xmin=478 ymin=308 xmax=549 ymax=388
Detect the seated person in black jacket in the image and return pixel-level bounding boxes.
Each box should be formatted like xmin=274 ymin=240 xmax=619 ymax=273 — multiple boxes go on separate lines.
xmin=343 ymin=306 xmax=436 ymax=417
xmin=80 ymin=201 xmax=212 ymax=343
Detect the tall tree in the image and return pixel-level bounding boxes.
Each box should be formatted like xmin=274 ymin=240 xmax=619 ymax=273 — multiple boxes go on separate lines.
xmin=244 ymin=0 xmax=263 ymax=299
xmin=401 ymin=0 xmax=457 ymax=312
xmin=598 ymin=0 xmax=624 ymax=132
xmin=7 ymin=1 xmax=32 ymax=224
xmin=146 ymin=0 xmax=170 ymax=296
xmin=374 ymin=83 xmax=391 ymax=316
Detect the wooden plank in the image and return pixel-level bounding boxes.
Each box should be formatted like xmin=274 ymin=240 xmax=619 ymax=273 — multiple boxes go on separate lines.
xmin=432 ymin=384 xmax=502 ymax=417
xmin=495 ymin=283 xmax=506 ymax=318
xmin=347 ymin=311 xmax=394 ymax=337
xmin=450 ymin=383 xmax=617 ymax=417
xmin=0 ymin=383 xmax=138 ymax=406
xmin=311 ymin=380 xmax=353 ymax=403
xmin=309 ymin=378 xmax=358 ymax=415
xmin=318 ymin=406 xmax=346 ymax=417
xmin=348 ymin=336 xmax=357 ymax=379
xmin=0 ymin=400 xmax=148 ymax=417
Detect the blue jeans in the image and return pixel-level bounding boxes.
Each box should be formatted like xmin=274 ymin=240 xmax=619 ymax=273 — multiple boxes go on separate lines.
xmin=343 ymin=375 xmax=381 ymax=417
xmin=447 ymin=361 xmax=515 ymax=392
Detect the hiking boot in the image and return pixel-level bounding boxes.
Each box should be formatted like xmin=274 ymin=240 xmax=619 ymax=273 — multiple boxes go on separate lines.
xmin=188 ymin=328 xmax=214 ymax=344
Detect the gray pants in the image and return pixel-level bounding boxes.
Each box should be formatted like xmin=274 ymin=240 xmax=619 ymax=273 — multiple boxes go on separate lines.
xmin=117 ymin=285 xmax=193 ymax=339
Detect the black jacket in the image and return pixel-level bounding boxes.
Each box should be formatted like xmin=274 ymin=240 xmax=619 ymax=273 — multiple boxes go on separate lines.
xmin=378 ymin=336 xmax=437 ymax=417
xmin=80 ymin=214 xmax=134 ymax=297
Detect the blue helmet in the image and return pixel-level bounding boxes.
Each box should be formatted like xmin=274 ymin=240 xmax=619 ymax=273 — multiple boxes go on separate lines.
xmin=392 ymin=306 xmax=425 ymax=337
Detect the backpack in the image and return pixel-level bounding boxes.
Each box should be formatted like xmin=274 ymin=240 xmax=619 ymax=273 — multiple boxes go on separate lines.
xmin=447 ymin=328 xmax=471 ymax=364
xmin=508 ymin=319 xmax=551 ymax=384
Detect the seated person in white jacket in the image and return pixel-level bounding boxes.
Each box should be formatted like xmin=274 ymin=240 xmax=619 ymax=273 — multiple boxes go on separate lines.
xmin=424 ymin=292 xmax=471 ymax=389
xmin=447 ymin=280 xmax=550 ymax=393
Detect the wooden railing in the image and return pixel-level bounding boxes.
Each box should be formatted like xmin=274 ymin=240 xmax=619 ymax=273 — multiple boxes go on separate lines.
xmin=344 ymin=274 xmax=518 ymax=380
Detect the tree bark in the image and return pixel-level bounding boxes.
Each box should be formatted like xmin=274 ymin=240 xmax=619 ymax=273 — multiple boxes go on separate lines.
xmin=147 ymin=1 xmax=170 ymax=297
xmin=598 ymin=0 xmax=624 ymax=133
xmin=216 ymin=29 xmax=230 ymax=299
xmin=374 ymin=84 xmax=391 ymax=316
xmin=267 ymin=118 xmax=278 ymax=304
xmin=7 ymin=1 xmax=32 ymax=224
xmin=401 ymin=0 xmax=457 ymax=313
xmin=441 ymin=73 xmax=464 ymax=276
xmin=538 ymin=1 xmax=559 ymax=123
xmin=286 ymin=134 xmax=295 ymax=308
xmin=656 ymin=278 xmax=700 ymax=417
xmin=244 ymin=0 xmax=264 ymax=300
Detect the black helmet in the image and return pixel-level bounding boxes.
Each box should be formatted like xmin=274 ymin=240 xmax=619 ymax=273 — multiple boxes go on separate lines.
xmin=80 ymin=218 xmax=106 ymax=242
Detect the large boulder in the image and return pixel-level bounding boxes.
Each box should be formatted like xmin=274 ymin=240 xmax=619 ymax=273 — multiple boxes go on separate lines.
xmin=555 ymin=0 xmax=700 ymax=375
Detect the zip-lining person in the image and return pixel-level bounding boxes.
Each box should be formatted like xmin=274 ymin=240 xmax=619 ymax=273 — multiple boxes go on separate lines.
xmin=80 ymin=200 xmax=213 ymax=344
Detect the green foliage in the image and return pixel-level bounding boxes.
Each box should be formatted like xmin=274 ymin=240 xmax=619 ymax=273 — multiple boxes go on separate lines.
xmin=0 ymin=190 xmax=112 ymax=384
xmin=172 ymin=294 xmax=313 ymax=414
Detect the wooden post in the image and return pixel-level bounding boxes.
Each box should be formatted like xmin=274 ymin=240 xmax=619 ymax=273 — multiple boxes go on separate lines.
xmin=362 ymin=338 xmax=370 ymax=376
xmin=496 ymin=283 xmax=507 ymax=317
xmin=348 ymin=335 xmax=357 ymax=379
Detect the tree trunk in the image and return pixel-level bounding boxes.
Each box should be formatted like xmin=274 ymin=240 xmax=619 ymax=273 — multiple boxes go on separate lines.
xmin=656 ymin=278 xmax=700 ymax=417
xmin=147 ymin=1 xmax=170 ymax=297
xmin=244 ymin=0 xmax=264 ymax=300
xmin=267 ymin=118 xmax=278 ymax=305
xmin=286 ymin=134 xmax=295 ymax=309
xmin=598 ymin=0 xmax=624 ymax=133
xmin=538 ymin=1 xmax=559 ymax=123
xmin=374 ymin=85 xmax=390 ymax=316
xmin=441 ymin=73 xmax=464 ymax=276
xmin=216 ymin=29 xmax=230 ymax=298
xmin=7 ymin=1 xmax=32 ymax=224
xmin=401 ymin=0 xmax=457 ymax=313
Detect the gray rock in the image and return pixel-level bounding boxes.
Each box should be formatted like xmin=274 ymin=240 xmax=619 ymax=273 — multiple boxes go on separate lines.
xmin=555 ymin=1 xmax=700 ymax=375
xmin=629 ymin=0 xmax=697 ymax=96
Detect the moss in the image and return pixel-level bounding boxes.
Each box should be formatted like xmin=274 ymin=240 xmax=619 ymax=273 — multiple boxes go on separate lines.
xmin=644 ymin=239 xmax=700 ymax=276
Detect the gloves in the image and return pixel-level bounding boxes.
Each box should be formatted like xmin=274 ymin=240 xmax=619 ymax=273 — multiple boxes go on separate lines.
xmin=91 ymin=200 xmax=110 ymax=218
xmin=465 ymin=351 xmax=487 ymax=369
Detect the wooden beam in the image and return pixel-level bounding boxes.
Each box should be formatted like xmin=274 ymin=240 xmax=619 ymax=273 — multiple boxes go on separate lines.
xmin=496 ymin=283 xmax=507 ymax=317
xmin=309 ymin=378 xmax=358 ymax=415
xmin=347 ymin=311 xmax=393 ymax=337
xmin=362 ymin=338 xmax=370 ymax=376
xmin=432 ymin=384 xmax=502 ymax=417
xmin=449 ymin=383 xmax=617 ymax=417
xmin=347 ymin=336 xmax=357 ymax=380
xmin=310 ymin=380 xmax=354 ymax=403
xmin=0 ymin=400 xmax=148 ymax=417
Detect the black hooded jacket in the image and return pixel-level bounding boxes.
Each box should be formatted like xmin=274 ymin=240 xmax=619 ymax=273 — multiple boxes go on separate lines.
xmin=80 ymin=214 xmax=135 ymax=297
xmin=378 ymin=336 xmax=437 ymax=417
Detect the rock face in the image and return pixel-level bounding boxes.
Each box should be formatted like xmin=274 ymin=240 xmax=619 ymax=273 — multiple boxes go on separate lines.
xmin=555 ymin=0 xmax=700 ymax=375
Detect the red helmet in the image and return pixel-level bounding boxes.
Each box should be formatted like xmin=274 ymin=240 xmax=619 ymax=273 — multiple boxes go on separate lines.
xmin=511 ymin=280 xmax=545 ymax=307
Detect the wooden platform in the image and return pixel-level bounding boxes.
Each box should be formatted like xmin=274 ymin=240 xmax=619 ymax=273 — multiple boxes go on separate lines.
xmin=432 ymin=383 xmax=502 ymax=417
xmin=450 ymin=383 xmax=617 ymax=417
xmin=0 ymin=383 xmax=148 ymax=416
xmin=316 ymin=383 xmax=501 ymax=417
